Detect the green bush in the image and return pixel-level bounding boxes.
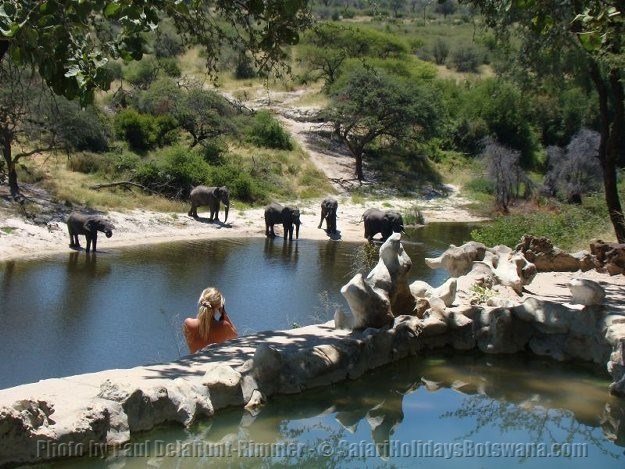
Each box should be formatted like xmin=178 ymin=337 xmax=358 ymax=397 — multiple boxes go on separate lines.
xmin=114 ymin=109 xmax=158 ymax=153
xmin=134 ymin=146 xmax=211 ymax=198
xmin=471 ymin=204 xmax=609 ymax=251
xmin=451 ymin=46 xmax=482 ymax=73
xmin=55 ymin=101 xmax=111 ymax=152
xmin=206 ymin=164 xmax=265 ymax=203
xmin=247 ymin=110 xmax=293 ymax=150
xmin=464 ymin=176 xmax=495 ymax=195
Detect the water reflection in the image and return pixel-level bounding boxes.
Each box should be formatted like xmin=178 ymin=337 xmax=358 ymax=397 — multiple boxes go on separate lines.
xmin=50 ymin=353 xmax=624 ymax=468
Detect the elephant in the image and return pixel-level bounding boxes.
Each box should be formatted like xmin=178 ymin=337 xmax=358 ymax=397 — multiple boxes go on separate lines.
xmin=188 ymin=185 xmax=229 ymax=222
xmin=318 ymin=197 xmax=338 ymax=234
xmin=362 ymin=208 xmax=404 ymax=242
xmin=67 ymin=211 xmax=114 ymax=252
xmin=264 ymin=202 xmax=301 ymax=240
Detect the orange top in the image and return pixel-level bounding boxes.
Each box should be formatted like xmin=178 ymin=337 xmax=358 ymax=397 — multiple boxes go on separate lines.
xmin=183 ymin=311 xmax=238 ymax=353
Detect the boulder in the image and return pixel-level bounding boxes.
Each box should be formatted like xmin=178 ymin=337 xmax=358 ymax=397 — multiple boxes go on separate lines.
xmin=515 ymin=235 xmax=581 ymax=272
xmin=425 ymin=241 xmax=487 ymax=277
xmin=340 ymin=233 xmax=413 ymax=329
xmin=568 ymin=278 xmax=606 ymax=305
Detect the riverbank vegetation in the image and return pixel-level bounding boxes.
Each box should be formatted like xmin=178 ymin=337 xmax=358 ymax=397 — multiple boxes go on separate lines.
xmin=1 ymin=1 xmax=623 ymax=252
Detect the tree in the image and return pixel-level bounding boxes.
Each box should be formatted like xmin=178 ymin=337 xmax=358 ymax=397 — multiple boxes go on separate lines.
xmin=0 ymin=59 xmax=94 ymax=196
xmin=324 ymin=65 xmax=441 ymax=181
xmin=464 ymin=0 xmax=625 ymax=242
xmin=544 ymin=128 xmax=602 ymax=203
xmin=0 ymin=0 xmax=312 ymax=105
xmin=482 ymin=137 xmax=529 ymax=213
xmin=298 ymin=23 xmax=408 ymax=89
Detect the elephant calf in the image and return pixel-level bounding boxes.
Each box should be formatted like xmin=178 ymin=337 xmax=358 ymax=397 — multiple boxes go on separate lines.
xmin=67 ymin=211 xmax=114 ymax=252
xmin=318 ymin=196 xmax=338 ymax=234
xmin=264 ymin=202 xmax=301 ymax=240
xmin=362 ymin=208 xmax=404 ymax=242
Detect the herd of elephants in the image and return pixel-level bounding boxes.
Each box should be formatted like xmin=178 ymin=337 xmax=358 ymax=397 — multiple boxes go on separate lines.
xmin=66 ymin=185 xmax=406 ymax=252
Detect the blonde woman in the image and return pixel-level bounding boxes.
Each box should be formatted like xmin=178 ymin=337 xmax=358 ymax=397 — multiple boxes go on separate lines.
xmin=183 ymin=287 xmax=238 ymax=353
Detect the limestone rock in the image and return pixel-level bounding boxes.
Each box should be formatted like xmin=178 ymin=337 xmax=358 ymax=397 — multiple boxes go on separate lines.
xmin=425 ymin=241 xmax=487 ymax=277
xmin=340 ymin=233 xmax=413 ymax=329
xmin=367 ymin=233 xmax=415 ymax=315
xmin=409 ymin=278 xmax=457 ymax=307
xmin=568 ymin=278 xmax=606 ymax=305
xmin=340 ymin=272 xmax=393 ymax=329
xmin=202 ymin=364 xmax=244 ymax=410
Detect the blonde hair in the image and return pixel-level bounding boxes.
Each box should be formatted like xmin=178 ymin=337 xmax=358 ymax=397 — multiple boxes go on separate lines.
xmin=197 ymin=287 xmax=225 ymax=340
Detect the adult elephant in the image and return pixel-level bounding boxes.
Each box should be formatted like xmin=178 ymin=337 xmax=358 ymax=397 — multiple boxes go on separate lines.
xmin=188 ymin=185 xmax=229 ymax=222
xmin=362 ymin=208 xmax=404 ymax=242
xmin=67 ymin=211 xmax=114 ymax=252
xmin=264 ymin=202 xmax=301 ymax=240
xmin=318 ymin=197 xmax=338 ymax=234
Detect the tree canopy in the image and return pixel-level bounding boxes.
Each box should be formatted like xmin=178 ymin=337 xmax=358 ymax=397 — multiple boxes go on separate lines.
xmin=324 ymin=65 xmax=442 ymax=181
xmin=0 ymin=0 xmax=312 ymax=105
xmin=464 ymin=0 xmax=625 ymax=242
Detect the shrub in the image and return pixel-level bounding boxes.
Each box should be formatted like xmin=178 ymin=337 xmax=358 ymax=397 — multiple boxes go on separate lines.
xmin=247 ymin=110 xmax=293 ymax=150
xmin=114 ymin=109 xmax=158 ymax=153
xmin=471 ymin=203 xmax=608 ymax=251
xmin=159 ymin=58 xmax=181 ymax=78
xmin=451 ymin=46 xmax=481 ymax=73
xmin=66 ymin=153 xmax=104 ymax=174
xmin=123 ymin=56 xmax=159 ymax=90
xmin=55 ymin=101 xmax=111 ymax=152
xmin=432 ymin=38 xmax=450 ymax=65
xmin=134 ymin=146 xmax=211 ymax=199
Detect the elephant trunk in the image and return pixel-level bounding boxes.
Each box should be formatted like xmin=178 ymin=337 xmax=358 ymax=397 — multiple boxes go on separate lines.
xmin=223 ymin=203 xmax=229 ymax=223
xmin=295 ymin=222 xmax=300 ymax=239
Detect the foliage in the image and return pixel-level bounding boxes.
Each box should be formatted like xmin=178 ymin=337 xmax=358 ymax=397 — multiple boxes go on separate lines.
xmin=450 ymin=46 xmax=482 ymax=73
xmin=432 ymin=38 xmax=450 ymax=65
xmin=0 ymin=0 xmax=312 ymax=104
xmin=113 ymin=109 xmax=160 ymax=153
xmin=54 ymin=101 xmax=111 ymax=153
xmin=402 ymin=204 xmax=425 ymax=225
xmin=297 ymin=22 xmax=409 ymax=88
xmin=133 ymin=145 xmax=210 ymax=198
xmin=0 ymin=59 xmax=86 ymax=195
xmin=123 ymin=56 xmax=161 ymax=90
xmin=247 ymin=110 xmax=293 ymax=150
xmin=451 ymin=78 xmax=540 ymax=167
xmin=470 ymin=201 xmax=610 ymax=251
xmin=324 ymin=64 xmax=443 ymax=181
xmin=464 ymin=0 xmax=625 ymax=242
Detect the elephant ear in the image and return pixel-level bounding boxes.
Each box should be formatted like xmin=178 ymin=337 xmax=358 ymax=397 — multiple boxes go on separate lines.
xmin=84 ymin=219 xmax=95 ymax=232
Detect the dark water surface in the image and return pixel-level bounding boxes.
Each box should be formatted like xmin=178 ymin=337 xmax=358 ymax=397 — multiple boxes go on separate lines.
xmin=0 ymin=223 xmax=472 ymax=389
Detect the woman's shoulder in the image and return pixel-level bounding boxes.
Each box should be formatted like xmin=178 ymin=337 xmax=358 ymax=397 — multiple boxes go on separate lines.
xmin=183 ymin=317 xmax=198 ymax=328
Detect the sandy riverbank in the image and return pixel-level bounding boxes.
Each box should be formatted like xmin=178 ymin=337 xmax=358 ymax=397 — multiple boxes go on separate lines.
xmin=0 ymin=192 xmax=486 ymax=262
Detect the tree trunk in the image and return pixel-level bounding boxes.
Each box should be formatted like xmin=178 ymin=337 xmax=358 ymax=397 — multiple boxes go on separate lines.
xmin=355 ymin=152 xmax=364 ymax=182
xmin=590 ymin=61 xmax=625 ymax=243
xmin=1 ymin=131 xmax=20 ymax=198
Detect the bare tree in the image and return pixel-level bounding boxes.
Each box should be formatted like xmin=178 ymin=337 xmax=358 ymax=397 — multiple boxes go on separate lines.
xmin=544 ymin=128 xmax=602 ymax=203
xmin=482 ymin=138 xmax=526 ymax=213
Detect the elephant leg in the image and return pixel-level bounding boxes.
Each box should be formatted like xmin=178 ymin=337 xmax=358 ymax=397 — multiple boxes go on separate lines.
xmin=188 ymin=204 xmax=198 ymax=218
